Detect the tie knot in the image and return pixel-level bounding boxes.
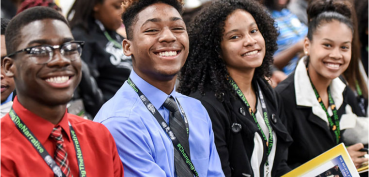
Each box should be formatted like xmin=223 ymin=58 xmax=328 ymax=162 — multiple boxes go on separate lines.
xmin=163 ymin=97 xmax=179 ymax=113
xmin=50 ymin=126 xmax=63 ymax=140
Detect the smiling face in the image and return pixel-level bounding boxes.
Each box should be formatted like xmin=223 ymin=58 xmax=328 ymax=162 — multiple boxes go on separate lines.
xmin=94 ymin=0 xmax=124 ymax=31
xmin=4 ymin=19 xmax=82 ymax=106
xmin=1 ymin=35 xmax=15 ymax=103
xmin=220 ymin=9 xmax=266 ymax=75
xmin=305 ymin=20 xmax=352 ymax=81
xmin=123 ymin=3 xmax=189 ymax=82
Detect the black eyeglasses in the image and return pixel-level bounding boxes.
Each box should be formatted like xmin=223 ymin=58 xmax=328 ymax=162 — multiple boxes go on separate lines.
xmin=5 ymin=41 xmax=85 ymax=64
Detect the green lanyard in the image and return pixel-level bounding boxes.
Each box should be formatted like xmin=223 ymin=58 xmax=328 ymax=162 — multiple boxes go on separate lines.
xmin=307 ymin=71 xmax=341 ymax=144
xmin=9 ymin=108 xmax=87 ymax=177
xmin=96 ymin=20 xmax=122 ymax=49
xmin=103 ymin=31 xmax=122 ymax=49
xmin=355 ymin=80 xmax=362 ymax=96
xmin=228 ymin=77 xmax=274 ymax=166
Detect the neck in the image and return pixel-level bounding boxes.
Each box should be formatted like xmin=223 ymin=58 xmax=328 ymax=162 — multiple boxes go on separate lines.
xmin=228 ymin=67 xmax=255 ymax=95
xmin=135 ymin=70 xmax=176 ymax=95
xmin=308 ymin=64 xmax=331 ymax=95
xmin=17 ymin=95 xmax=66 ymax=125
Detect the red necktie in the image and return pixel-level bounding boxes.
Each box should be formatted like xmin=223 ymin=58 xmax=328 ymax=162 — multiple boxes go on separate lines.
xmin=50 ymin=126 xmax=71 ymax=177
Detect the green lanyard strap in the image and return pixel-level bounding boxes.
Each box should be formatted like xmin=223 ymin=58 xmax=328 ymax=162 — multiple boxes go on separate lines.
xmin=228 ymin=77 xmax=274 ymax=166
xmin=103 ymin=31 xmax=122 ymax=49
xmin=307 ymin=70 xmax=341 ymax=144
xmin=355 ymin=80 xmax=362 ymax=96
xmin=9 ymin=108 xmax=87 ymax=177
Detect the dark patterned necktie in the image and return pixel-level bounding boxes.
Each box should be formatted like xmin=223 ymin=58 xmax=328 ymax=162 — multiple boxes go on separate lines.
xmin=50 ymin=126 xmax=71 ymax=177
xmin=163 ymin=97 xmax=192 ymax=177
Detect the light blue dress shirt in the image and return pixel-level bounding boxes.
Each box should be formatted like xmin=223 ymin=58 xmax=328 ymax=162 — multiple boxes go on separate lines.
xmin=94 ymin=70 xmax=224 ymax=177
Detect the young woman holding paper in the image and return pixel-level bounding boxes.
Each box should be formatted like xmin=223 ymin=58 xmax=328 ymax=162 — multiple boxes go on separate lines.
xmin=275 ymin=0 xmax=367 ymax=169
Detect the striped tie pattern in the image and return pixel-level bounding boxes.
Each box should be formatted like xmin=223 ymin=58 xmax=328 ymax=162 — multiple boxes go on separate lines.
xmin=50 ymin=126 xmax=71 ymax=177
xmin=163 ymin=97 xmax=192 ymax=177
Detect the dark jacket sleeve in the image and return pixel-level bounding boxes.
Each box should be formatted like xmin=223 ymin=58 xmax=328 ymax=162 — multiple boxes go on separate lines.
xmin=72 ymin=27 xmax=104 ymax=117
xmin=274 ymin=91 xmax=292 ymax=176
xmin=79 ymin=60 xmax=104 ymax=117
xmin=199 ymin=97 xmax=232 ymax=177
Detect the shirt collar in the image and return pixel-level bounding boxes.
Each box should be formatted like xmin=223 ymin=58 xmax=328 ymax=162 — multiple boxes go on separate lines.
xmin=11 ymin=97 xmax=72 ymax=143
xmin=129 ymin=69 xmax=176 ymax=110
xmin=294 ymin=57 xmax=346 ymax=121
xmin=1 ymin=92 xmax=13 ymax=105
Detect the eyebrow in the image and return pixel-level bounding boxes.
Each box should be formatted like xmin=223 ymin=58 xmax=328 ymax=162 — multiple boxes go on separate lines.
xmin=27 ymin=38 xmax=74 ymax=46
xmin=224 ymin=22 xmax=257 ymax=37
xmin=141 ymin=17 xmax=183 ymax=27
xmin=322 ymin=38 xmax=351 ymax=44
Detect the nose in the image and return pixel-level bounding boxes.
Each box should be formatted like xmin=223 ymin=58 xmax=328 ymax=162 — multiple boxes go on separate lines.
xmin=158 ymin=27 xmax=176 ymax=43
xmin=329 ymin=47 xmax=342 ymax=59
xmin=47 ymin=50 xmax=71 ymax=67
xmin=243 ymin=34 xmax=257 ymax=47
xmin=1 ymin=71 xmax=4 ymax=80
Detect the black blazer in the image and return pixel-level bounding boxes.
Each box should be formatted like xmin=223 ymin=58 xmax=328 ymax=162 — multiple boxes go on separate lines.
xmin=190 ymin=78 xmax=293 ymax=177
xmin=275 ymin=73 xmax=365 ymax=169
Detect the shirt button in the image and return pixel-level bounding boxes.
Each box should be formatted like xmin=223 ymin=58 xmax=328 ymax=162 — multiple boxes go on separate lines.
xmin=272 ymin=114 xmax=277 ymax=124
xmin=239 ymin=107 xmax=246 ymax=116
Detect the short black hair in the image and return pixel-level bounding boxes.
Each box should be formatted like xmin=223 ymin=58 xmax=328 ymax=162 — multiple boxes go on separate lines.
xmin=123 ymin=0 xmax=183 ymax=40
xmin=307 ymin=0 xmax=354 ymax=41
xmin=1 ymin=18 xmax=10 ymax=35
xmin=178 ymin=0 xmax=278 ymax=96
xmin=5 ymin=6 xmax=69 ymax=55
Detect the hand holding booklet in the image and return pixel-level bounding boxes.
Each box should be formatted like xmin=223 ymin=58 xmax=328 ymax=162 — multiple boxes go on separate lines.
xmin=283 ymin=143 xmax=364 ymax=177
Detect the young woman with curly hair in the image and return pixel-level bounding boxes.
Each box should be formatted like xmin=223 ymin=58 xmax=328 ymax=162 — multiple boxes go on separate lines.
xmin=178 ymin=0 xmax=292 ymax=176
xmin=275 ymin=0 xmax=368 ymax=169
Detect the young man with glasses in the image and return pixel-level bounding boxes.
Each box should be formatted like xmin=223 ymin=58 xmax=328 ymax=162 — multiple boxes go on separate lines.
xmin=1 ymin=7 xmax=124 ymax=177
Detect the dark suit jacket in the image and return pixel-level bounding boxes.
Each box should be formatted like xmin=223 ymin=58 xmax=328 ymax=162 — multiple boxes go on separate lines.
xmin=190 ymin=78 xmax=293 ymax=177
xmin=275 ymin=72 xmax=365 ymax=169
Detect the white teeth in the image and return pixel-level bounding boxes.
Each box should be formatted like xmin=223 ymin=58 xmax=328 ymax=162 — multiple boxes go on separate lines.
xmin=325 ymin=63 xmax=340 ymax=69
xmin=158 ymin=51 xmax=177 ymax=57
xmin=244 ymin=50 xmax=258 ymax=56
xmin=45 ymin=76 xmax=69 ymax=83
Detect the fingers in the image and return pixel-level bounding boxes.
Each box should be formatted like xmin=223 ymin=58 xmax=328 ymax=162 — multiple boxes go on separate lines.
xmin=347 ymin=143 xmax=368 ymax=168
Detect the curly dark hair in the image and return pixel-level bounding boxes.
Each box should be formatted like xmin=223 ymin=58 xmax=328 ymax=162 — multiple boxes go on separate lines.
xmin=178 ymin=0 xmax=278 ymax=96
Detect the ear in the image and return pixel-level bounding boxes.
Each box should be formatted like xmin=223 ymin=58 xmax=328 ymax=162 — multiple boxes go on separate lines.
xmin=93 ymin=3 xmax=101 ymax=12
xmin=303 ymin=37 xmax=310 ymax=55
xmin=3 ymin=57 xmax=15 ymax=77
xmin=122 ymin=39 xmax=133 ymax=56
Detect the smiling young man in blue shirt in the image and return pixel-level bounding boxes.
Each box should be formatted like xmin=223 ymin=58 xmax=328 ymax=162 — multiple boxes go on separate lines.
xmin=93 ymin=0 xmax=224 ymax=176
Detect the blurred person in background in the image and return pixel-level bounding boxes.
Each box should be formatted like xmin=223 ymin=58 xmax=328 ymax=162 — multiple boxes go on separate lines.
xmin=17 ymin=0 xmax=61 ymax=14
xmin=67 ymin=0 xmax=132 ymax=112
xmin=1 ymin=0 xmax=22 ymax=19
xmin=1 ymin=18 xmax=15 ymax=117
xmin=263 ymin=0 xmax=308 ymax=75
xmin=287 ymin=0 xmax=309 ymax=25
